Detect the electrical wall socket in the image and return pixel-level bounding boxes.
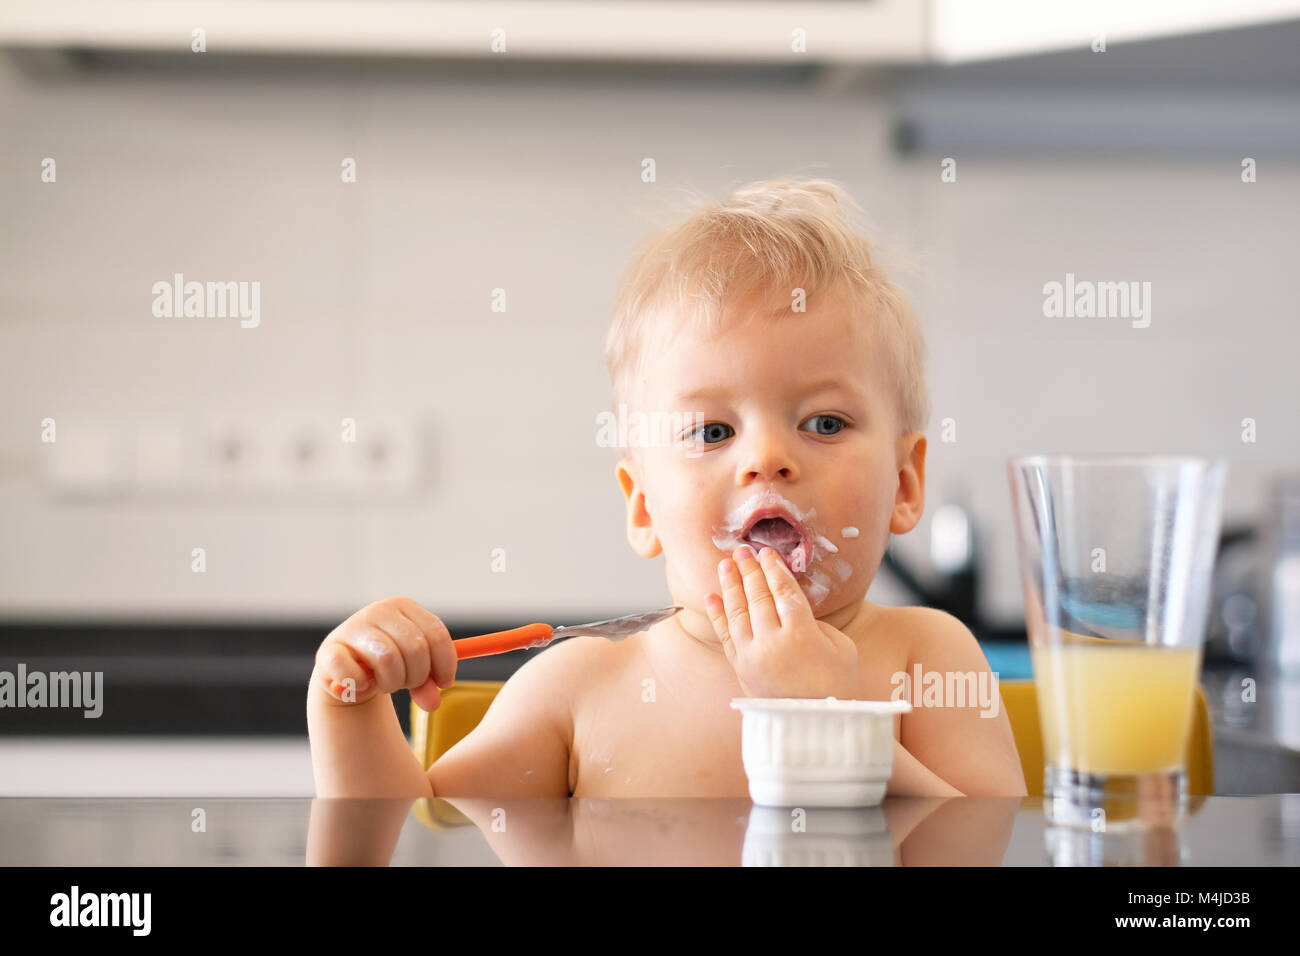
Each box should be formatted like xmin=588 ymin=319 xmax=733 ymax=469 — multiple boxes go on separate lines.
xmin=43 ymin=417 xmax=423 ymax=499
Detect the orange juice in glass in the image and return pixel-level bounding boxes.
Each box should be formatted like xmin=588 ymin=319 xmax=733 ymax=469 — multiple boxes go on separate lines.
xmin=1032 ymin=641 xmax=1201 ymax=775
xmin=1008 ymin=457 xmax=1226 ymax=830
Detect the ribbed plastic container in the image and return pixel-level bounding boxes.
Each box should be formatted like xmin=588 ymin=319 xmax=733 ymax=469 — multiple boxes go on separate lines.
xmin=730 ymin=697 xmax=912 ymax=807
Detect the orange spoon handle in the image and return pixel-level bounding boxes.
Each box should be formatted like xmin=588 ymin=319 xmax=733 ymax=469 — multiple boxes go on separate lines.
xmin=452 ymin=622 xmax=554 ymax=660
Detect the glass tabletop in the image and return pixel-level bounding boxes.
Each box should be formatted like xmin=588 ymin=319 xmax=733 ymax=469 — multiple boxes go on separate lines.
xmin=1 ymin=795 xmax=1297 ymax=866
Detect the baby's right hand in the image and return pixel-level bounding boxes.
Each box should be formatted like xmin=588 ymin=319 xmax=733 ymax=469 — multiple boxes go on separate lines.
xmin=313 ymin=597 xmax=457 ymax=711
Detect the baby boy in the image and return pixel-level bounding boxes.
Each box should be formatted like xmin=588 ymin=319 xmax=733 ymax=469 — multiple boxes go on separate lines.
xmin=308 ymin=178 xmax=1027 ymax=799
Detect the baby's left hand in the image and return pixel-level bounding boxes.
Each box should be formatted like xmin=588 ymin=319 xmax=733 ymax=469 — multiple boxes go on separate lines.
xmin=706 ymin=544 xmax=861 ymax=700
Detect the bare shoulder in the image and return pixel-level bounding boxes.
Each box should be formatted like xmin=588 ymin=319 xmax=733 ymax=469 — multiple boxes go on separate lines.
xmin=880 ymin=606 xmax=1027 ymax=796
xmin=538 ymin=632 xmax=632 ymax=687
xmin=873 ymin=605 xmax=988 ymax=670
xmin=499 ymin=632 xmax=632 ymax=729
xmin=429 ymin=634 xmax=617 ymax=798
xmin=497 ymin=632 xmax=623 ymax=720
xmin=850 ymin=602 xmax=981 ymax=666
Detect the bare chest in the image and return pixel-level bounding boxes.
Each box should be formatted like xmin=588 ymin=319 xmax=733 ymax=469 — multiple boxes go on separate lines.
xmin=569 ymin=656 xmax=749 ymax=797
xmin=568 ymin=629 xmax=908 ymax=798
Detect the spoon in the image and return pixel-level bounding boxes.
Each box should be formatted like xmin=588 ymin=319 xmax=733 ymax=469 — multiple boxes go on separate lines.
xmin=452 ymin=605 xmax=683 ymax=660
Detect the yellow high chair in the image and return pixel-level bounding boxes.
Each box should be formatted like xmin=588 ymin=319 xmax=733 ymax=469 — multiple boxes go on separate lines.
xmin=410 ymin=682 xmax=508 ymax=829
xmin=408 ymin=678 xmax=1215 ymax=819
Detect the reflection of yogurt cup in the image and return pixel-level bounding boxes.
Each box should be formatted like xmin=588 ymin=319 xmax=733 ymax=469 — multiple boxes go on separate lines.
xmin=742 ymin=804 xmax=894 ymax=866
xmin=730 ymin=697 xmax=912 ymax=808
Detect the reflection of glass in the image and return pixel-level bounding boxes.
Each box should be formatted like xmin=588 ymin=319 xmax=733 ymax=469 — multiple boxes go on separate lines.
xmin=1008 ymin=456 xmax=1226 ymax=830
xmin=1044 ymin=793 xmax=1208 ymax=866
xmin=1045 ymin=822 xmax=1187 ymax=866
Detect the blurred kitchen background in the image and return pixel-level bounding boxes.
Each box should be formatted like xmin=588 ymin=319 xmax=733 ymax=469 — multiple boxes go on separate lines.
xmin=2 ymin=1 xmax=1299 ymax=795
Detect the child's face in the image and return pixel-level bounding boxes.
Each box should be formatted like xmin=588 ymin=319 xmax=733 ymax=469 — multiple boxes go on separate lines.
xmin=617 ymin=281 xmax=926 ymax=635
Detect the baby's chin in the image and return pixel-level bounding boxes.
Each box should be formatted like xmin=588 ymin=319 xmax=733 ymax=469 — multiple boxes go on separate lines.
xmin=809 ymin=588 xmax=867 ymax=621
xmin=796 ymin=556 xmax=857 ymax=610
xmin=800 ymin=575 xmax=845 ymax=615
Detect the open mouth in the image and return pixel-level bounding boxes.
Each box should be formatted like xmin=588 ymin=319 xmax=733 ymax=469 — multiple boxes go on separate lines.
xmin=740 ymin=513 xmax=812 ymax=574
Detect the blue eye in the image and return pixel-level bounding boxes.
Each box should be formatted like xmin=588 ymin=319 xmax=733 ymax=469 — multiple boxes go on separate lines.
xmin=686 ymin=422 xmax=734 ymax=444
xmin=801 ymin=415 xmax=847 ymax=436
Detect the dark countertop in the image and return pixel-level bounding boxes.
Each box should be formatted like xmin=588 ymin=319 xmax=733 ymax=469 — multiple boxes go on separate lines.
xmin=1201 ymin=666 xmax=1300 ymax=752
xmin=1199 ymin=665 xmax=1300 ymax=794
xmin=4 ymin=620 xmax=1298 ymax=794
xmin=1 ymin=795 xmax=1297 ymax=866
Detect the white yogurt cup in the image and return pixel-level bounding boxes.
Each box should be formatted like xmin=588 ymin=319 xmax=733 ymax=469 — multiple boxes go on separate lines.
xmin=730 ymin=697 xmax=912 ymax=807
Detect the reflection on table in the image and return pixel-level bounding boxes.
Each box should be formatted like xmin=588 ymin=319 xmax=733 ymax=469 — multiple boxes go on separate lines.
xmin=3 ymin=795 xmax=1298 ymax=866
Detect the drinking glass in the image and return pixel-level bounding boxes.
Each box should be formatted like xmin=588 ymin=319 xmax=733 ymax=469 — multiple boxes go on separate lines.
xmin=1008 ymin=456 xmax=1227 ymax=829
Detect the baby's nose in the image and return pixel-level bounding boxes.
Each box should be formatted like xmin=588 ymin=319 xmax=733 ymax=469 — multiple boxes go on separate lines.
xmin=738 ymin=432 xmax=798 ymax=481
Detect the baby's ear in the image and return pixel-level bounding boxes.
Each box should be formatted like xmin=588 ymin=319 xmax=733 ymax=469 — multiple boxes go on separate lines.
xmin=615 ymin=456 xmax=662 ymax=558
xmin=889 ymin=433 xmax=926 ymax=535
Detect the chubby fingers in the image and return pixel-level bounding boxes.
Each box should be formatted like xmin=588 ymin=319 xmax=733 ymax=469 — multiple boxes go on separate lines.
xmin=317 ymin=640 xmax=373 ymax=699
xmin=756 ymin=546 xmax=815 ymax=624
xmin=708 ymin=549 xmax=754 ymax=651
xmin=707 ymin=544 xmax=788 ymax=649
xmin=391 ymin=597 xmax=457 ymax=689
xmin=362 ymin=602 xmax=429 ymax=691
xmin=734 ymin=545 xmax=784 ymax=633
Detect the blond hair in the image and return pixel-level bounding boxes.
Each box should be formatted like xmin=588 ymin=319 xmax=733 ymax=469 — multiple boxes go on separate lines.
xmin=603 ymin=178 xmax=929 ymax=437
